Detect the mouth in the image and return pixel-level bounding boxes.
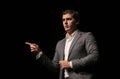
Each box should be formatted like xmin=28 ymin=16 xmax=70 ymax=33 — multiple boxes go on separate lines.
xmin=65 ymin=25 xmax=69 ymax=28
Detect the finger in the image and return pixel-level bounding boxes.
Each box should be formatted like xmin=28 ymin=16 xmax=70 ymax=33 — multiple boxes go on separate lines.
xmin=25 ymin=42 xmax=32 ymax=45
xmin=59 ymin=61 xmax=61 ymax=64
xmin=59 ymin=60 xmax=64 ymax=64
xmin=31 ymin=49 xmax=36 ymax=52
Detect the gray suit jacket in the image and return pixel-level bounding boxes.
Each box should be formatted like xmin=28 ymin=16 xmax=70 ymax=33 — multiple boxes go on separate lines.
xmin=37 ymin=30 xmax=99 ymax=79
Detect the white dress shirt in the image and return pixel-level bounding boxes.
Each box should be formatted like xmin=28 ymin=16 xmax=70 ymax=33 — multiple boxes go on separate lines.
xmin=64 ymin=30 xmax=78 ymax=78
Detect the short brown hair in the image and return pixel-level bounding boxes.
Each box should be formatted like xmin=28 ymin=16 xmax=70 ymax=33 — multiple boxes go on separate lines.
xmin=62 ymin=10 xmax=80 ymax=21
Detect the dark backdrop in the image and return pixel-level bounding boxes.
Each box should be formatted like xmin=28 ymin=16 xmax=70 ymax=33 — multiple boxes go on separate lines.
xmin=2 ymin=0 xmax=118 ymax=79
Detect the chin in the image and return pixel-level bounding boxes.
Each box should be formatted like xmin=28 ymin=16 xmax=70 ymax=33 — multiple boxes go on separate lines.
xmin=65 ymin=28 xmax=71 ymax=31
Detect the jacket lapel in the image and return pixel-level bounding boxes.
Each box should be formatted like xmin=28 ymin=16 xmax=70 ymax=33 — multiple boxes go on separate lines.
xmin=60 ymin=38 xmax=66 ymax=60
xmin=68 ymin=31 xmax=82 ymax=60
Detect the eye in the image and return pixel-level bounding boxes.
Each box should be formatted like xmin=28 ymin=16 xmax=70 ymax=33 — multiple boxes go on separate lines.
xmin=62 ymin=19 xmax=65 ymax=21
xmin=66 ymin=18 xmax=72 ymax=20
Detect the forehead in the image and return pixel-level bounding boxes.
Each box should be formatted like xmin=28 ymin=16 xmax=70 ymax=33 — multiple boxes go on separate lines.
xmin=62 ymin=13 xmax=73 ymax=18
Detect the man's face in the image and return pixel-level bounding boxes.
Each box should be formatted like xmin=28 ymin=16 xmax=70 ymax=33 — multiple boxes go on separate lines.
xmin=62 ymin=13 xmax=78 ymax=33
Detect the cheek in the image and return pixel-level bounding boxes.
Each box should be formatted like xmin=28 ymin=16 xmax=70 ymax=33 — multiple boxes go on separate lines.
xmin=63 ymin=23 xmax=66 ymax=28
xmin=63 ymin=22 xmax=65 ymax=25
xmin=69 ymin=22 xmax=74 ymax=27
xmin=69 ymin=21 xmax=74 ymax=24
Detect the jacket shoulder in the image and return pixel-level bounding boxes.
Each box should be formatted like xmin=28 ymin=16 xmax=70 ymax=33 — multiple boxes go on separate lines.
xmin=78 ymin=30 xmax=93 ymax=36
xmin=57 ymin=38 xmax=65 ymax=44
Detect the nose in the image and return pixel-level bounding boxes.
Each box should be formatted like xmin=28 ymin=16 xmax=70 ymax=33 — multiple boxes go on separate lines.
xmin=64 ymin=20 xmax=68 ymax=24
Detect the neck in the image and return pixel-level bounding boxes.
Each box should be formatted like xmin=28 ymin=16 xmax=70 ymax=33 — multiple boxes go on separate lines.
xmin=67 ymin=28 xmax=77 ymax=35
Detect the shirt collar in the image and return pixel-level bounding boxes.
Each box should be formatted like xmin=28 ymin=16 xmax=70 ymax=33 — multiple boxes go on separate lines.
xmin=66 ymin=30 xmax=78 ymax=39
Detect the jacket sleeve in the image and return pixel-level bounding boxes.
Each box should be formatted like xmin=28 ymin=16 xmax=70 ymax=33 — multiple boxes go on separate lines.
xmin=36 ymin=43 xmax=60 ymax=72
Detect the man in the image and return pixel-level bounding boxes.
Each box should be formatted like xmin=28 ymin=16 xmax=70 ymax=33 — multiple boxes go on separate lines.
xmin=25 ymin=10 xmax=99 ymax=79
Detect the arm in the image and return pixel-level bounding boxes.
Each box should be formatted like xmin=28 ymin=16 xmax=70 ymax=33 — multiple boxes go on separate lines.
xmin=72 ymin=32 xmax=99 ymax=71
xmin=36 ymin=52 xmax=60 ymax=72
xmin=25 ymin=42 xmax=60 ymax=72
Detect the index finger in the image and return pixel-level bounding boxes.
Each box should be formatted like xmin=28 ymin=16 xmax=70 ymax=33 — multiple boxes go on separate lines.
xmin=25 ymin=42 xmax=32 ymax=45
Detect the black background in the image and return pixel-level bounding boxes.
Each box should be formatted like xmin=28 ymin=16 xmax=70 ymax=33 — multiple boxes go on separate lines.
xmin=2 ymin=0 xmax=118 ymax=79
